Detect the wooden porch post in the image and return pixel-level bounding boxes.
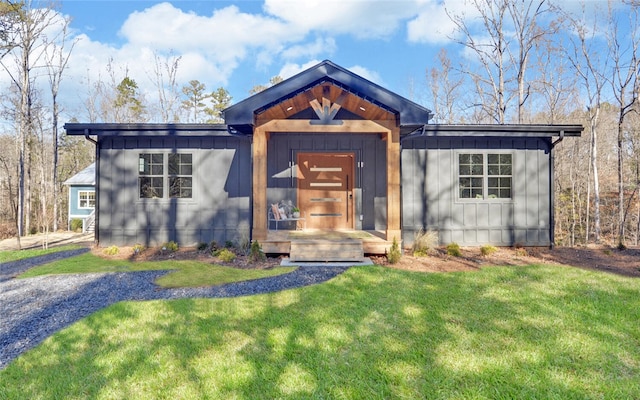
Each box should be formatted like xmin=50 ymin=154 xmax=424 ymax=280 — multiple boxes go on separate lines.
xmin=252 ymin=126 xmax=268 ymax=241
xmin=386 ymin=125 xmax=402 ymax=242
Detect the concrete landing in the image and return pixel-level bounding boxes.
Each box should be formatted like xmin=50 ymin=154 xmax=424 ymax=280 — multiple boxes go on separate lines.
xmin=280 ymin=257 xmax=374 ymax=267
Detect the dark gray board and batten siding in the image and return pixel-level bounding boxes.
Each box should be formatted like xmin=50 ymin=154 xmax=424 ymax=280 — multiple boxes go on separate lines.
xmin=401 ymin=136 xmax=553 ymax=247
xmin=97 ymin=134 xmax=252 ymax=247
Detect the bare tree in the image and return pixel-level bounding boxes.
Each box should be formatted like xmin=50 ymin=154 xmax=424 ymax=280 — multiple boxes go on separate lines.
xmin=428 ymin=49 xmax=464 ymax=123
xmin=447 ymin=0 xmax=555 ymax=123
xmin=148 ymin=50 xmax=181 ymax=123
xmin=565 ymin=4 xmax=608 ymax=243
xmin=606 ymin=0 xmax=640 ymax=247
xmin=0 ymin=0 xmax=58 ymax=245
xmin=507 ymin=0 xmax=554 ymax=123
xmin=44 ymin=12 xmax=75 ymax=232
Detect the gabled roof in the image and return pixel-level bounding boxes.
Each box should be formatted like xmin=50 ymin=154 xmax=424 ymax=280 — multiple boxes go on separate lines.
xmin=223 ymin=60 xmax=432 ymax=135
xmin=64 ymin=162 xmax=95 ymax=186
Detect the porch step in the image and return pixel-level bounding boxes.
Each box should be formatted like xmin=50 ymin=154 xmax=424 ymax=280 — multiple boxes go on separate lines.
xmin=289 ymin=239 xmax=364 ymax=262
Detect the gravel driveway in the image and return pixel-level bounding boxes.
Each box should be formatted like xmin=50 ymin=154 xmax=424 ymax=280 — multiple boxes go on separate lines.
xmin=0 ymin=252 xmax=348 ymax=370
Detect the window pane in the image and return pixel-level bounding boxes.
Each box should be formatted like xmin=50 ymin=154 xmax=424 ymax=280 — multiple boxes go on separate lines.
xmin=500 ymin=154 xmax=512 ymax=164
xmin=169 ymin=177 xmax=192 ymax=198
xmin=459 ymin=178 xmax=471 ymax=198
xmin=487 ymin=154 xmax=499 ymax=164
xmin=488 ymin=165 xmax=499 ymax=175
xmin=140 ymin=153 xmax=163 ymax=176
xmin=488 ymin=177 xmax=511 ymax=199
xmin=459 ymin=153 xmax=482 ymax=177
xmin=168 ymin=154 xmax=179 ymax=175
xmin=168 ymin=153 xmax=192 ymax=177
xmin=139 ymin=177 xmax=163 ymax=198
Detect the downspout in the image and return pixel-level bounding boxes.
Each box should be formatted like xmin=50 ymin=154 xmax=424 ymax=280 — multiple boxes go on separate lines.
xmin=84 ymin=129 xmax=99 ymax=246
xmin=549 ymin=130 xmax=565 ymax=249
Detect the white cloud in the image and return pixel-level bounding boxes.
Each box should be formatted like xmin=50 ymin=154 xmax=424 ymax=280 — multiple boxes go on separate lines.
xmin=281 ymin=37 xmax=337 ymax=60
xmin=264 ymin=0 xmax=423 ymax=39
xmin=347 ymin=65 xmax=383 ymax=86
xmin=277 ymin=61 xmax=384 ymax=86
xmin=407 ymin=0 xmax=479 ymax=44
xmin=278 ymin=60 xmax=323 ymax=80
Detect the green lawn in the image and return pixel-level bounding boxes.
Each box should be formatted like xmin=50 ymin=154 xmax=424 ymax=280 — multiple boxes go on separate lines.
xmin=1 ymin=264 xmax=639 ymax=399
xmin=0 ymin=244 xmax=83 ymax=263
xmin=18 ymin=253 xmax=295 ymax=288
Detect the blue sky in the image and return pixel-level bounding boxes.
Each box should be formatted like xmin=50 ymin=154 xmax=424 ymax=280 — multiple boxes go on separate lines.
xmin=58 ymin=0 xmax=454 ymax=107
xmin=2 ymin=0 xmax=624 ymax=123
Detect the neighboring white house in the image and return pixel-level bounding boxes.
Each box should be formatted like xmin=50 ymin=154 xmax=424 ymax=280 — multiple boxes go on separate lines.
xmin=63 ymin=162 xmax=96 ymax=233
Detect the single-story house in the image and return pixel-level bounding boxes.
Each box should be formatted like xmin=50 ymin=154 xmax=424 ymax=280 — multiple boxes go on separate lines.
xmin=64 ymin=60 xmax=582 ymax=258
xmin=63 ymin=162 xmax=96 ymax=233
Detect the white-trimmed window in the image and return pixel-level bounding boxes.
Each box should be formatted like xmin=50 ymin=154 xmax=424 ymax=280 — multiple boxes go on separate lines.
xmin=139 ymin=153 xmax=193 ymax=199
xmin=78 ymin=190 xmax=95 ymax=209
xmin=459 ymin=153 xmax=512 ymax=200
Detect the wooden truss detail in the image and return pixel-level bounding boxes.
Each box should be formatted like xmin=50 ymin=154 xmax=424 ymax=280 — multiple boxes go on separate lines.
xmin=309 ymin=89 xmax=348 ymax=125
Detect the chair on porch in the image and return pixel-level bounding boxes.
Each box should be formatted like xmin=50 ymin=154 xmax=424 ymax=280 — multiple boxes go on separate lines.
xmin=268 ymin=202 xmax=305 ymax=230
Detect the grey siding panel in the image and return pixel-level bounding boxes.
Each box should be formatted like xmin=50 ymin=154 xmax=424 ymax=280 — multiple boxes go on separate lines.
xmin=401 ymin=136 xmax=552 ymax=246
xmin=97 ymin=136 xmax=251 ymax=247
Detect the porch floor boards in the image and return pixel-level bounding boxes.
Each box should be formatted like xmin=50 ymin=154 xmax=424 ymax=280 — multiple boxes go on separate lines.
xmin=261 ymin=230 xmax=393 ymax=257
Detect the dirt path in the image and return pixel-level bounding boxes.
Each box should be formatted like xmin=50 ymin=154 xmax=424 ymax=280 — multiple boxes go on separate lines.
xmin=0 ymin=232 xmax=94 ymax=252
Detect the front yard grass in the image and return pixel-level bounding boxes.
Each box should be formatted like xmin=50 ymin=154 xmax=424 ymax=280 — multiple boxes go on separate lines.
xmin=17 ymin=253 xmax=295 ymax=288
xmin=0 ymin=244 xmax=83 ymax=263
xmin=1 ymin=264 xmax=639 ymax=399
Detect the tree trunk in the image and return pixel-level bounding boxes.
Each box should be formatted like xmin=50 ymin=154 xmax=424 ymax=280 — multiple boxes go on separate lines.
xmin=591 ymin=118 xmax=601 ymax=243
xmin=617 ymin=121 xmax=625 ymax=246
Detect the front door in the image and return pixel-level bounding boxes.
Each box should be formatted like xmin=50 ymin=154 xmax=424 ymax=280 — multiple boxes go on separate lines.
xmin=297 ymin=152 xmax=354 ymax=230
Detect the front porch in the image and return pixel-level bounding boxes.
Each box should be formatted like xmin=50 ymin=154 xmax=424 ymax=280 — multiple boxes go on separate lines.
xmin=261 ymin=229 xmax=395 ymax=259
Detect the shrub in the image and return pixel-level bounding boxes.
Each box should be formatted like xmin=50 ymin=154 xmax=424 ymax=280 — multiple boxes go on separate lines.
xmin=446 ymin=242 xmax=462 ymax=257
xmin=412 ymin=229 xmax=438 ymax=257
xmin=387 ymin=237 xmax=402 ymax=264
xmin=514 ymin=247 xmax=528 ymax=257
xmin=103 ymin=245 xmax=119 ymax=256
xmin=216 ymin=248 xmax=236 ymax=262
xmin=70 ymin=219 xmax=83 ymax=232
xmin=196 ymin=242 xmax=208 ymax=251
xmin=132 ymin=243 xmax=145 ymax=254
xmin=162 ymin=241 xmax=179 ymax=252
xmin=248 ymin=240 xmax=266 ymax=262
xmin=209 ymin=240 xmax=219 ymax=251
xmin=480 ymin=245 xmax=498 ymax=256
xmin=225 ymin=240 xmax=235 ymax=249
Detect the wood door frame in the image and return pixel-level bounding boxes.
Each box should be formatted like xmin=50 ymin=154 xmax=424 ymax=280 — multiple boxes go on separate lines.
xmin=252 ymin=119 xmax=400 ymax=242
xmin=297 ymin=151 xmax=355 ymax=230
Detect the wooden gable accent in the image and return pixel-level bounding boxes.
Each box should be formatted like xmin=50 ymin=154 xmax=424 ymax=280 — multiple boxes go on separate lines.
xmin=255 ymin=83 xmax=397 ymax=127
